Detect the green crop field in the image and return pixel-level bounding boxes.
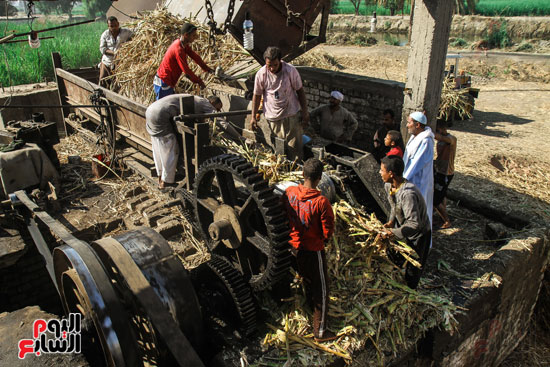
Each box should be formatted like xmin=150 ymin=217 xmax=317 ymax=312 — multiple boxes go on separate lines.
xmin=0 ymin=21 xmax=104 ymax=87
xmin=331 ymin=2 xmax=410 ymax=16
xmin=331 ymin=0 xmax=550 ymax=16
xmin=475 ymin=0 xmax=550 ymax=16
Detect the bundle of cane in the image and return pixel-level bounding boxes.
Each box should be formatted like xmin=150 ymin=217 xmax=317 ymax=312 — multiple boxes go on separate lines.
xmin=438 ymin=77 xmax=474 ymax=121
xmin=260 ymin=201 xmax=458 ymax=365
xmin=111 ymin=6 xmax=249 ymax=104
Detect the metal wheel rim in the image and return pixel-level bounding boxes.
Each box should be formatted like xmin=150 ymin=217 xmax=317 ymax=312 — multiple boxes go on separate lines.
xmin=53 ymin=245 xmax=140 ymax=367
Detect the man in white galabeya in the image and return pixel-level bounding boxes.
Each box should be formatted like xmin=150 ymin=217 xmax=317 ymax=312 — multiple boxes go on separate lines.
xmin=403 ymin=111 xmax=435 ymax=226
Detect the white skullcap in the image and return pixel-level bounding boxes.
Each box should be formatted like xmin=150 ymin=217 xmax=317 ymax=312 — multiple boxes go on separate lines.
xmin=409 ymin=111 xmax=427 ymax=125
xmin=330 ymin=91 xmax=344 ymax=101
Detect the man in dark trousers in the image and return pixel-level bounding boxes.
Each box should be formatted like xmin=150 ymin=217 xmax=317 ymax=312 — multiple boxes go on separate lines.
xmin=379 ymin=155 xmax=431 ymax=289
xmin=282 ymin=158 xmax=337 ymax=342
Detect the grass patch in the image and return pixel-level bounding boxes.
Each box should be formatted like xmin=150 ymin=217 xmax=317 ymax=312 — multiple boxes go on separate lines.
xmin=353 ymin=34 xmax=377 ymax=46
xmin=331 ymin=0 xmax=550 ymax=16
xmin=485 ymin=18 xmax=512 ymax=48
xmin=0 ymin=21 xmax=104 ymax=86
xmin=383 ymin=34 xmax=400 ymax=46
xmin=331 ymin=1 xmax=410 ymax=16
xmin=515 ymin=41 xmax=533 ymax=52
xmin=450 ymin=37 xmax=469 ymax=48
xmin=475 ymin=0 xmax=550 ymax=16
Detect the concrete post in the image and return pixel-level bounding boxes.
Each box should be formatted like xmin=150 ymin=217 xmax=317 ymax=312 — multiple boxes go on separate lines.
xmin=401 ymin=0 xmax=453 ymax=140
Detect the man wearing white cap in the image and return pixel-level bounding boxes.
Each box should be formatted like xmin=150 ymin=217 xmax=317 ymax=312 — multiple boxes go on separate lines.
xmin=403 ymin=111 xmax=435 ymax=226
xmin=309 ymin=91 xmax=358 ymax=144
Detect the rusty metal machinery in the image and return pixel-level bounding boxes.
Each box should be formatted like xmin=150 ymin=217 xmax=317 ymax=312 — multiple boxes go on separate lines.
xmin=9 ymin=190 xmax=256 ymax=366
xmin=193 ymin=154 xmax=292 ymax=291
xmin=52 ymin=62 xmax=293 ymax=354
xmin=0 ymin=113 xmax=60 ymax=168
xmin=310 ymin=142 xmax=391 ymax=218
xmin=167 ymin=0 xmax=331 ymax=65
xmin=165 ymin=97 xmax=294 ymax=295
xmin=46 ymin=46 xmax=392 ymax=365
xmin=193 ymin=255 xmax=257 ymax=337
xmin=52 ymin=243 xmax=142 ymax=366
xmin=53 ymin=55 xmax=294 ymax=296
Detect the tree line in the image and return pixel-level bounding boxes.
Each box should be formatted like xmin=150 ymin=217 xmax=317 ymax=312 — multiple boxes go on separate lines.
xmin=23 ymin=0 xmax=112 ymax=20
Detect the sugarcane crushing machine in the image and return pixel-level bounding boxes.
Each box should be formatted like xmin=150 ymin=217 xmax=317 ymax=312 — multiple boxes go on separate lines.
xmin=4 ymin=0 xmax=393 ymax=364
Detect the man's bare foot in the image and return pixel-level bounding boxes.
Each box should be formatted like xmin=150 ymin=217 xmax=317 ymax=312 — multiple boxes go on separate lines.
xmin=441 ymin=221 xmax=451 ymax=229
xmin=159 ymin=180 xmax=165 ymax=189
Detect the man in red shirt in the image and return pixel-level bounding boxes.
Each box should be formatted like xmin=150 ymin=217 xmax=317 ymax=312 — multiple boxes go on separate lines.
xmin=282 ymin=158 xmax=337 ymax=342
xmin=154 ymin=23 xmax=214 ymax=100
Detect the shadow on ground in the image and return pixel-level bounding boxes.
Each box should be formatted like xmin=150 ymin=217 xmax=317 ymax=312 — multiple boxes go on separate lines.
xmin=452 ymin=109 xmax=534 ymax=138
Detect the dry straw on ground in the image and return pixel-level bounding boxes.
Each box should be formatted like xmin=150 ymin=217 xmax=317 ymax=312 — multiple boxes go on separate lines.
xmin=111 ymin=7 xmax=250 ymax=105
xmin=294 ymin=50 xmax=345 ymax=71
xmin=57 ymin=135 xmax=154 ymax=217
xmin=455 ymin=151 xmax=550 ymax=224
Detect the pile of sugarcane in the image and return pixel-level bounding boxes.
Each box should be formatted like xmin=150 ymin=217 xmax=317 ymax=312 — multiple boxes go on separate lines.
xmin=258 ymin=202 xmax=458 ymax=366
xmin=214 ymin=134 xmax=304 ymax=184
xmin=438 ymin=77 xmax=474 ymax=121
xmin=213 ymin=135 xmax=458 ymax=365
xmin=110 ymin=7 xmax=250 ymax=105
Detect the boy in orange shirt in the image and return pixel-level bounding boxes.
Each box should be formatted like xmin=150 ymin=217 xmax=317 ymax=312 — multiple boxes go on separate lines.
xmin=282 ymin=158 xmax=337 ymax=342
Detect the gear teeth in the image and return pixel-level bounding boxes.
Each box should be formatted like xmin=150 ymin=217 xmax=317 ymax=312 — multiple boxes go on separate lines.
xmin=242 ymin=168 xmax=258 ymax=178
xmin=194 ymin=154 xmax=292 ymax=292
xmin=264 ymin=206 xmax=284 ymax=217
xmin=234 ymin=163 xmax=251 ymax=173
xmin=271 ymin=232 xmax=291 ymax=243
xmin=256 ymin=187 xmax=273 ymax=199
xmin=262 ymin=197 xmax=279 ymax=208
xmin=269 ymin=214 xmax=287 ymax=226
xmin=207 ymin=255 xmax=257 ymax=336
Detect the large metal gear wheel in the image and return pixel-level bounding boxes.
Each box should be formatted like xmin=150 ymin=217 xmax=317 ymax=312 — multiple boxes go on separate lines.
xmin=193 ymin=255 xmax=257 ymax=337
xmin=193 ymin=154 xmax=292 ymax=291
